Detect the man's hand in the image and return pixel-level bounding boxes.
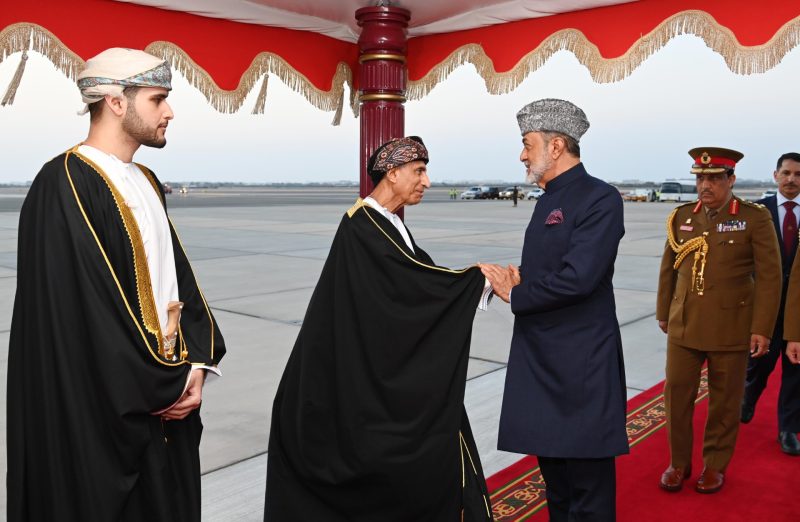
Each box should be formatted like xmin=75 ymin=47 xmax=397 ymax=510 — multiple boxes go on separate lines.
xmin=658 ymin=320 xmax=668 ymax=334
xmin=480 ymin=263 xmax=520 ymax=303
xmin=749 ymin=334 xmax=770 ymax=358
xmin=787 ymin=341 xmax=800 ymax=364
xmin=161 ymin=369 xmax=205 ymax=420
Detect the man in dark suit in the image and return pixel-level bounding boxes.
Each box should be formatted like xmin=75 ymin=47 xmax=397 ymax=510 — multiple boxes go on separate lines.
xmin=482 ymin=99 xmax=628 ymax=521
xmin=741 ymin=152 xmax=800 ymax=455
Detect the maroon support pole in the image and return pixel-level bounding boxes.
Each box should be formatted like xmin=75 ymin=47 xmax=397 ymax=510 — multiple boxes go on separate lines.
xmin=355 ymin=5 xmax=410 ymax=206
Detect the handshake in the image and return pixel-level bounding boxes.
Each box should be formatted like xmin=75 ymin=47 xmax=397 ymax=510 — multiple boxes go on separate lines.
xmin=479 ymin=263 xmax=522 ymax=303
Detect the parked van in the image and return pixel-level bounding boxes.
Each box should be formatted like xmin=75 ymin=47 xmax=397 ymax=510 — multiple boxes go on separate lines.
xmin=659 ymin=179 xmax=697 ymax=202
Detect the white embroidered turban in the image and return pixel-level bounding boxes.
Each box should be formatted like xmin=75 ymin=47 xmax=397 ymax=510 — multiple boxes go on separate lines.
xmin=76 ymin=48 xmax=171 ymax=114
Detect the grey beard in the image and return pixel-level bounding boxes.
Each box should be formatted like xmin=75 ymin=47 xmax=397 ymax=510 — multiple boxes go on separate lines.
xmin=526 ymin=168 xmax=543 ymax=186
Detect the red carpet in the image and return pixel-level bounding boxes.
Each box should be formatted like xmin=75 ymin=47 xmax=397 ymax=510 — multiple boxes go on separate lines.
xmin=487 ymin=367 xmax=798 ymax=521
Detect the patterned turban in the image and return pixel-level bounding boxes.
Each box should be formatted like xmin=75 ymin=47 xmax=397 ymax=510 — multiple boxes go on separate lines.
xmin=367 ymin=136 xmax=429 ymax=184
xmin=76 ymin=48 xmax=172 ymax=114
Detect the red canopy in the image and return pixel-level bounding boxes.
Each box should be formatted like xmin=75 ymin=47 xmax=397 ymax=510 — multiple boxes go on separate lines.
xmin=2 ymin=0 xmax=799 ymax=119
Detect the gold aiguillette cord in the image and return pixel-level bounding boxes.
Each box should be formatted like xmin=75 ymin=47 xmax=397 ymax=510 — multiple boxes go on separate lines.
xmin=666 ymin=209 xmax=709 ymax=295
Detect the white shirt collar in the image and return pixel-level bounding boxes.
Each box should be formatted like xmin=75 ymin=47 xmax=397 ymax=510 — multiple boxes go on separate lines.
xmin=776 ymin=191 xmax=799 ymax=207
xmin=362 ymin=196 xmax=415 ymax=253
xmin=363 ymin=196 xmax=390 ymax=215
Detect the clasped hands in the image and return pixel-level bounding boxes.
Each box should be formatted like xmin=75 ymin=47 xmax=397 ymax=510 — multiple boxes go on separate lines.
xmin=479 ymin=263 xmax=521 ymax=303
xmin=156 ymin=368 xmax=205 ymax=421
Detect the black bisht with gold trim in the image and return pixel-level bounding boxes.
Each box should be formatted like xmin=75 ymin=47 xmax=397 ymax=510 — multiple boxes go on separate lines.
xmin=265 ymin=200 xmax=492 ymax=522
xmin=7 ymin=149 xmax=225 ymax=522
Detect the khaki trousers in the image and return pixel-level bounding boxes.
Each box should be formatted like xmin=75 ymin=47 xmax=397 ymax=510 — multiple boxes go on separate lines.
xmin=664 ymin=342 xmax=749 ymax=472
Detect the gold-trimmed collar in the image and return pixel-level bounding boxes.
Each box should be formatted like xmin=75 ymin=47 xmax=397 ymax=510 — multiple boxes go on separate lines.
xmin=347 ymin=197 xmax=366 ymax=218
xmin=63 ymin=148 xmax=184 ymax=367
xmin=68 ymin=146 xmax=166 ymax=354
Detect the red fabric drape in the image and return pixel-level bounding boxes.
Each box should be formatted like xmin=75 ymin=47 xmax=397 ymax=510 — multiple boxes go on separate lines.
xmin=0 ymin=0 xmax=356 ymax=91
xmin=2 ymin=0 xmax=799 ymax=102
xmin=407 ymin=0 xmax=800 ymax=81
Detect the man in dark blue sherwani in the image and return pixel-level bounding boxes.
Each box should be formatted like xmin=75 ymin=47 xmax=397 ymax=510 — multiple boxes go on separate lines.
xmin=482 ymin=99 xmax=629 ymax=521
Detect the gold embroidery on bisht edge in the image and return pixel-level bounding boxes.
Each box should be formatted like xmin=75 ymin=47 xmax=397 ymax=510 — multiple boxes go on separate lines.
xmin=137 ymin=164 xmax=165 ymax=206
xmin=359 ymin=204 xmax=472 ymax=275
xmin=346 ymin=197 xmax=366 ymax=218
xmin=459 ymin=431 xmax=492 ymax=518
xmin=168 ymin=216 xmax=216 ymax=360
xmin=63 ymin=151 xmax=182 ymax=367
xmin=72 ymin=149 xmax=165 ymax=351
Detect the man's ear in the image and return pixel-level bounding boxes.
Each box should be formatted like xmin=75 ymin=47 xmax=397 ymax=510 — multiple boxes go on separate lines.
xmin=105 ymin=94 xmax=126 ymax=117
xmin=550 ymin=136 xmax=565 ymax=160
xmin=386 ymin=167 xmax=398 ymax=184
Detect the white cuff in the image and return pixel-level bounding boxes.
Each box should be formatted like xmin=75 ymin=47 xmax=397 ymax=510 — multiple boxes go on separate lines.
xmin=151 ymin=366 xmax=220 ymax=415
xmin=192 ymin=364 xmax=222 ymax=377
xmin=478 ymin=278 xmax=494 ymax=311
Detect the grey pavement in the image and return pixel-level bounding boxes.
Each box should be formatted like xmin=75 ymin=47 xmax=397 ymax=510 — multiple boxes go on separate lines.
xmin=0 ymin=187 xmax=760 ymax=520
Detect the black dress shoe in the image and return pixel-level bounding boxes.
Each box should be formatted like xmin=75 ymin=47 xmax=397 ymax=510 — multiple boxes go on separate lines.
xmin=778 ymin=432 xmax=800 ymax=456
xmin=740 ymin=400 xmax=755 ymax=424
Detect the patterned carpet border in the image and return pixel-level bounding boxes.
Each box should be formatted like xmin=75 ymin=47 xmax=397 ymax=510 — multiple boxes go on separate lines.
xmin=488 ymin=370 xmax=710 ymax=521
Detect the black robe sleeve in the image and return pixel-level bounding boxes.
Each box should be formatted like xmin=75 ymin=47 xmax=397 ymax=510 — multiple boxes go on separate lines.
xmin=266 ymin=201 xmax=493 ymax=522
xmin=7 ymin=151 xmax=225 ymax=522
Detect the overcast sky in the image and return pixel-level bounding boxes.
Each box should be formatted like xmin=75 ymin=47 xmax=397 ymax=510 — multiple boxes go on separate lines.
xmin=1 ymin=34 xmax=798 ymax=185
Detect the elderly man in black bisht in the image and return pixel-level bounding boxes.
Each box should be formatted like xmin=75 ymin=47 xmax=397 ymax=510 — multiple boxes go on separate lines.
xmin=265 ymin=136 xmax=495 ymax=522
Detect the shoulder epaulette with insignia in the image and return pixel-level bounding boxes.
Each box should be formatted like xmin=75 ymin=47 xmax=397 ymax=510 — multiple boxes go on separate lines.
xmin=675 ymin=200 xmax=698 ymax=209
xmin=665 ymin=201 xmax=697 ymax=227
xmin=347 ymin=198 xmax=366 ymax=218
xmin=739 ymin=198 xmax=766 ymax=209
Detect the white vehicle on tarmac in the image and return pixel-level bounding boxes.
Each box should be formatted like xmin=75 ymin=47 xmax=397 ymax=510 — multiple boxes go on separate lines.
xmin=658 ymin=180 xmax=697 ymax=202
xmin=527 ymin=188 xmax=544 ymax=200
xmin=461 ymin=186 xmax=483 ymax=199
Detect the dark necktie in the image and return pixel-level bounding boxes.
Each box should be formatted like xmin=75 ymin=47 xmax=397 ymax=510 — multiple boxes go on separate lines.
xmin=783 ymin=201 xmax=798 ymax=256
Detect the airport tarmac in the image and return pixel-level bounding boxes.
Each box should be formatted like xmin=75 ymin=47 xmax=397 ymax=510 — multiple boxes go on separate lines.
xmin=0 ymin=187 xmax=759 ymax=520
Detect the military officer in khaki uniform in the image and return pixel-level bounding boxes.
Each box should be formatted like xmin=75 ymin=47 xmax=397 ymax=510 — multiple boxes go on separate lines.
xmin=656 ymin=147 xmax=782 ymax=494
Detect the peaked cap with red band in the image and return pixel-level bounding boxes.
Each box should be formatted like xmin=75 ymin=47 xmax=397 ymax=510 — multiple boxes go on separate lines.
xmin=688 ymin=147 xmax=744 ymax=175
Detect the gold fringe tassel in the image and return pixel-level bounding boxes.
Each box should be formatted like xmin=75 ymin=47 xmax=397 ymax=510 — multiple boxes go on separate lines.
xmin=4 ymin=11 xmax=800 ymax=115
xmin=0 ymin=23 xmax=354 ymax=125
xmin=145 ymin=41 xmax=353 ymax=124
xmin=407 ymin=10 xmax=800 ymax=100
xmin=1 ymin=49 xmax=27 ymax=106
xmin=252 ymin=74 xmax=268 ymax=114
xmin=331 ymin=86 xmax=344 ymax=126
xmin=0 ymin=23 xmax=83 ymax=82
